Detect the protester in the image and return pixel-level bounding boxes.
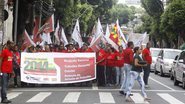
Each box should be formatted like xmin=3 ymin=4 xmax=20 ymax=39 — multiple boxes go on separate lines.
xmin=58 ymin=43 xmax=66 ymax=52
xmin=27 ymin=45 xmax=36 ymax=53
xmin=115 ymin=46 xmax=124 ymax=86
xmin=106 ymin=47 xmax=116 ymax=86
xmin=44 ymin=45 xmax=51 ymax=52
xmin=0 ymin=40 xmax=14 ymax=103
xmin=96 ymin=45 xmax=109 ymax=86
xmin=13 ymin=45 xmax=21 ymax=88
xmin=81 ymin=43 xmax=93 ymax=52
xmin=65 ymin=43 xmax=76 ymax=53
xmin=120 ymin=41 xmax=134 ymax=95
xmin=142 ymin=42 xmax=152 ymax=88
xmin=35 ymin=45 xmax=42 ymax=52
xmin=125 ymin=47 xmax=151 ymax=102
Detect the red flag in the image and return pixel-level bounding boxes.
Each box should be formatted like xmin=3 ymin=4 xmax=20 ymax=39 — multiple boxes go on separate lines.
xmin=22 ymin=30 xmax=36 ymax=51
xmin=33 ymin=17 xmax=40 ymax=43
xmin=90 ymin=35 xmax=102 ymax=52
xmin=43 ymin=14 xmax=54 ymax=33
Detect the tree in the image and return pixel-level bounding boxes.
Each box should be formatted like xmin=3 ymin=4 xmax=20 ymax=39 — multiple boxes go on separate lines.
xmin=160 ymin=0 xmax=185 ymax=48
xmin=107 ymin=4 xmax=136 ymax=24
xmin=141 ymin=0 xmax=164 ymax=47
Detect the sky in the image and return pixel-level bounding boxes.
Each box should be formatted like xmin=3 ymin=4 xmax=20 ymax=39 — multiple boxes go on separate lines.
xmin=118 ymin=0 xmax=125 ymax=4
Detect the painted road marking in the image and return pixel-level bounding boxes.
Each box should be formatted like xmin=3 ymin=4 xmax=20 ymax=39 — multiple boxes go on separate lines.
xmin=27 ymin=92 xmax=51 ymax=102
xmin=130 ymin=93 xmax=149 ymax=104
xmin=149 ymin=77 xmax=175 ymax=91
xmin=0 ymin=92 xmax=22 ymax=101
xmin=63 ymin=92 xmax=81 ymax=103
xmin=157 ymin=93 xmax=184 ymax=104
xmin=99 ymin=92 xmax=115 ymax=103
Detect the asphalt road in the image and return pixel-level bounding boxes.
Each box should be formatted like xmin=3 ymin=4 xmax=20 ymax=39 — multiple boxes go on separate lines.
xmin=2 ymin=73 xmax=185 ymax=104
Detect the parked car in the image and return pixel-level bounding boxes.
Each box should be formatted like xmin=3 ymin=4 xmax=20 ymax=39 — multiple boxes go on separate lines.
xmin=173 ymin=50 xmax=185 ymax=89
xmin=170 ymin=55 xmax=179 ymax=80
xmin=150 ymin=48 xmax=161 ymax=72
xmin=155 ymin=49 xmax=182 ymax=77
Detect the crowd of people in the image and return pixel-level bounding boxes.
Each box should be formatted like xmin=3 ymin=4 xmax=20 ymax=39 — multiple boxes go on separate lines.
xmin=0 ymin=40 xmax=152 ymax=103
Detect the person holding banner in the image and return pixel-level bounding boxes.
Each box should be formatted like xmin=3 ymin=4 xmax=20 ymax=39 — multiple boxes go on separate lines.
xmin=115 ymin=46 xmax=124 ymax=86
xmin=0 ymin=40 xmax=14 ymax=103
xmin=13 ymin=45 xmax=21 ymax=88
xmin=120 ymin=41 xmax=134 ymax=95
xmin=142 ymin=42 xmax=152 ymax=88
xmin=96 ymin=46 xmax=110 ymax=86
xmin=81 ymin=43 xmax=93 ymax=53
xmin=65 ymin=43 xmax=76 ymax=53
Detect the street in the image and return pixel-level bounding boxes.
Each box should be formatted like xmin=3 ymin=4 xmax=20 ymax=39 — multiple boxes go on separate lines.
xmin=3 ymin=73 xmax=185 ymax=104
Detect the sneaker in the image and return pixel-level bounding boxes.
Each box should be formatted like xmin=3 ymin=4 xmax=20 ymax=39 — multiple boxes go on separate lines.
xmin=1 ymin=99 xmax=12 ymax=103
xmin=145 ymin=85 xmax=150 ymax=88
xmin=144 ymin=97 xmax=151 ymax=101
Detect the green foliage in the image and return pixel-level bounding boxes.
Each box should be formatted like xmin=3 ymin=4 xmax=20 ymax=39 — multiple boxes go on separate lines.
xmin=160 ymin=0 xmax=185 ymax=41
xmin=107 ymin=4 xmax=136 ymax=24
xmin=54 ymin=0 xmax=116 ymax=34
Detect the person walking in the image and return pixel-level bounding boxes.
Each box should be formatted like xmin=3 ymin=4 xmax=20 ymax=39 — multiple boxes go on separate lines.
xmin=125 ymin=47 xmax=151 ymax=102
xmin=120 ymin=41 xmax=134 ymax=95
xmin=0 ymin=41 xmax=14 ymax=103
xmin=142 ymin=42 xmax=152 ymax=88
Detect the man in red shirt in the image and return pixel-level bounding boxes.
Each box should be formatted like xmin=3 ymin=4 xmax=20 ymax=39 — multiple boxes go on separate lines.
xmin=0 ymin=40 xmax=14 ymax=103
xmin=142 ymin=42 xmax=152 ymax=88
xmin=106 ymin=47 xmax=116 ymax=86
xmin=120 ymin=41 xmax=134 ymax=95
xmin=96 ymin=46 xmax=110 ymax=86
xmin=115 ymin=46 xmax=124 ymax=86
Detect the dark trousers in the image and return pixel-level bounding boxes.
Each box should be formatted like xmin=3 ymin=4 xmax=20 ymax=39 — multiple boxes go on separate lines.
xmin=97 ymin=65 xmax=106 ymax=86
xmin=1 ymin=73 xmax=10 ymax=100
xmin=143 ymin=64 xmax=151 ymax=85
xmin=13 ymin=68 xmax=20 ymax=86
xmin=106 ymin=66 xmax=116 ymax=85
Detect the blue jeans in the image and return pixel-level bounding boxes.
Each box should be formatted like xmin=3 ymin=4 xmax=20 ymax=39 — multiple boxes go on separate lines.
xmin=120 ymin=64 xmax=132 ymax=92
xmin=116 ymin=66 xmax=124 ymax=85
xmin=126 ymin=71 xmax=147 ymax=99
xmin=1 ymin=73 xmax=10 ymax=100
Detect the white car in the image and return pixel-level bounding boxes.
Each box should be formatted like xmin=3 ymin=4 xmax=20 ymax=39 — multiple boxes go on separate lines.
xmin=155 ymin=49 xmax=182 ymax=77
xmin=150 ymin=48 xmax=161 ymax=72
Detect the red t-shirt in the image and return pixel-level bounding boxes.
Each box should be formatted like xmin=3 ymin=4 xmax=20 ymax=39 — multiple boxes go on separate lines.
xmin=124 ymin=48 xmax=133 ymax=65
xmin=96 ymin=49 xmax=108 ymax=66
xmin=81 ymin=48 xmax=94 ymax=53
xmin=15 ymin=52 xmax=20 ymax=65
xmin=142 ymin=48 xmax=152 ymax=64
xmin=106 ymin=53 xmax=116 ymax=67
xmin=1 ymin=49 xmax=13 ymax=73
xmin=116 ymin=51 xmax=124 ymax=67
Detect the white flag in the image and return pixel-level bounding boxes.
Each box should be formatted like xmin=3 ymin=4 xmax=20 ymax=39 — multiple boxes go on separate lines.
xmin=90 ymin=18 xmax=104 ymax=46
xmin=105 ymin=24 xmax=110 ymax=38
xmin=71 ymin=19 xmax=83 ymax=48
xmin=60 ymin=28 xmax=68 ymax=46
xmin=41 ymin=32 xmax=52 ymax=45
xmin=54 ymin=21 xmax=60 ymax=42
